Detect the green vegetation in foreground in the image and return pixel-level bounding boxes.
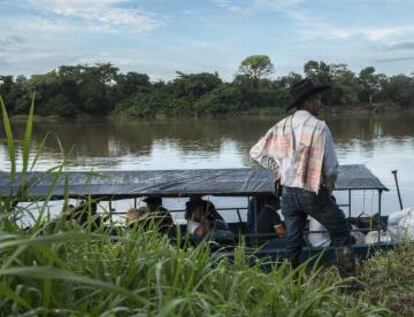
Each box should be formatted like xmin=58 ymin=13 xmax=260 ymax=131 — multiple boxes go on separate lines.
xmin=1 ymin=55 xmax=414 ymax=119
xmin=1 ymin=99 xmax=414 ymax=316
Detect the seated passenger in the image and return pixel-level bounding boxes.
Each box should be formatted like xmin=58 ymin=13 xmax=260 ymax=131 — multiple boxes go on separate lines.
xmin=256 ymin=194 xmax=286 ymax=244
xmin=143 ymin=196 xmax=173 ymax=234
xmin=308 ymin=216 xmax=331 ymax=247
xmin=308 ymin=217 xmax=366 ymax=247
xmin=186 ymin=195 xmax=223 ymax=221
xmin=65 ymin=201 xmax=103 ymax=231
xmin=124 ymin=207 xmax=149 ymax=235
xmin=185 ymin=199 xmax=232 ymax=241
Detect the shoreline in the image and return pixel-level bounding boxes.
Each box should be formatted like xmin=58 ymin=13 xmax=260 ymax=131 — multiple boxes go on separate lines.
xmin=9 ymin=103 xmax=414 ymax=122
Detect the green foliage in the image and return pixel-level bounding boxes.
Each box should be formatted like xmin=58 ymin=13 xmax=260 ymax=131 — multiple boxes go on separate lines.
xmin=239 ymin=55 xmax=274 ymax=81
xmin=173 ymin=72 xmax=223 ymax=101
xmin=115 ymin=93 xmax=168 ymax=118
xmin=304 ymin=60 xmax=332 ymax=83
xmin=329 ymin=65 xmax=359 ymax=106
xmin=195 ymin=84 xmax=244 ymax=114
xmin=2 ymin=57 xmax=414 ymax=118
xmin=379 ymin=75 xmax=414 ymax=107
xmin=358 ymin=67 xmax=384 ymax=104
xmin=46 ymin=95 xmax=77 ymax=117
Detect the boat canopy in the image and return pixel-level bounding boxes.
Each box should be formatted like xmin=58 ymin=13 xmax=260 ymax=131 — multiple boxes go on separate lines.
xmin=0 ymin=164 xmax=388 ymax=200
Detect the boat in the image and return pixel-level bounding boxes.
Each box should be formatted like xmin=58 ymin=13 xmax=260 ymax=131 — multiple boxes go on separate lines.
xmin=0 ymin=164 xmax=397 ymax=264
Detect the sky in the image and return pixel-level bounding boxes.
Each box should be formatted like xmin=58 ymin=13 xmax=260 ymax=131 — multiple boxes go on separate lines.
xmin=1 ymin=0 xmax=414 ymax=81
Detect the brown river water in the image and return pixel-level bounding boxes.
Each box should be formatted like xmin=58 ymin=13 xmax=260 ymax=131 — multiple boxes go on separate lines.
xmin=2 ymin=113 xmax=414 ymax=223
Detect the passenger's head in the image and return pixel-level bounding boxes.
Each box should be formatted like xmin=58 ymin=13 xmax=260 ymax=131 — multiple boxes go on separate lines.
xmin=265 ymin=194 xmax=280 ymax=210
xmin=143 ymin=196 xmax=162 ymax=212
xmin=78 ymin=201 xmax=97 ymax=215
xmin=185 ymin=199 xmax=206 ymax=222
xmin=189 ymin=195 xmax=203 ymax=202
xmin=126 ymin=207 xmax=149 ymax=227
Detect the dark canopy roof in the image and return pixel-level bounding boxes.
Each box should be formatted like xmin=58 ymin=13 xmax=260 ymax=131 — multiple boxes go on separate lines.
xmin=0 ymin=164 xmax=388 ymax=200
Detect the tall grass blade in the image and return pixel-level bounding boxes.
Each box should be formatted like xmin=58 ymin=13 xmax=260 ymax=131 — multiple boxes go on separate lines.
xmin=0 ymin=95 xmax=16 ymax=184
xmin=0 ymin=266 xmax=150 ymax=305
xmin=29 ymin=133 xmax=49 ymax=172
xmin=21 ymin=94 xmax=36 ymax=186
xmin=0 ymin=282 xmax=31 ymax=309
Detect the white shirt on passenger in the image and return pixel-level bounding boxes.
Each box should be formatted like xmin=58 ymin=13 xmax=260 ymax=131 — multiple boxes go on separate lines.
xmin=308 ymin=217 xmax=331 ymax=247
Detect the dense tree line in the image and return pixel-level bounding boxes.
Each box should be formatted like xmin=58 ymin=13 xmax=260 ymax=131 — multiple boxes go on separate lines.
xmin=1 ymin=55 xmax=414 ymax=118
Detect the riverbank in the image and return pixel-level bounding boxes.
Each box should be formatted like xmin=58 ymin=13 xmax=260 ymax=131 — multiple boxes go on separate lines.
xmin=8 ymin=103 xmax=408 ymax=122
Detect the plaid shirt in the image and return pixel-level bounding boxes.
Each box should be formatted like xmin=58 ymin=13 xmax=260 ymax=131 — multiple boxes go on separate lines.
xmin=250 ymin=110 xmax=338 ymax=193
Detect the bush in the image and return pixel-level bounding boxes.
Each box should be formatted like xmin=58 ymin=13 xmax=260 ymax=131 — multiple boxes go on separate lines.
xmin=194 ymin=85 xmax=245 ymax=115
xmin=47 ymin=95 xmax=78 ymax=117
xmin=114 ymin=93 xmax=166 ymax=118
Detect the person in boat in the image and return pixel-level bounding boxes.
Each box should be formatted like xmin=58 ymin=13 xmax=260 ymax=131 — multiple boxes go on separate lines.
xmin=65 ymin=201 xmax=104 ymax=231
xmin=308 ymin=216 xmax=366 ymax=247
xmin=124 ymin=207 xmax=149 ymax=234
xmin=185 ymin=195 xmax=224 ymax=222
xmin=255 ymin=194 xmax=286 ymax=246
xmin=185 ymin=199 xmax=233 ymax=242
xmin=143 ymin=196 xmax=174 ymax=234
xmin=250 ymin=78 xmax=356 ymax=278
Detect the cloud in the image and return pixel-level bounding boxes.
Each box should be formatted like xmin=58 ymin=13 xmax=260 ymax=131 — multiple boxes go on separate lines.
xmin=300 ymin=20 xmax=414 ymax=44
xmin=386 ymin=42 xmax=414 ymax=51
xmin=374 ymin=56 xmax=414 ymax=63
xmin=0 ymin=35 xmax=27 ymax=47
xmin=210 ymin=0 xmax=414 ymax=46
xmin=25 ymin=0 xmax=160 ymax=32
xmin=210 ymin=0 xmax=303 ymax=14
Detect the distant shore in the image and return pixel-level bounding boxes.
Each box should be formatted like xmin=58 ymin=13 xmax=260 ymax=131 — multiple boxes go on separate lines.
xmin=9 ymin=102 xmax=412 ymax=122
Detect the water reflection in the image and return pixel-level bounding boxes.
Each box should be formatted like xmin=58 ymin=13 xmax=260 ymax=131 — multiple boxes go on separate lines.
xmin=2 ymin=113 xmax=414 ymax=214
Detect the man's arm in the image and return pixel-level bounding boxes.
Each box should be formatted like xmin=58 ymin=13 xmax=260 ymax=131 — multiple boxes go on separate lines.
xmin=249 ymin=126 xmax=279 ymax=173
xmin=322 ymin=124 xmax=339 ymax=192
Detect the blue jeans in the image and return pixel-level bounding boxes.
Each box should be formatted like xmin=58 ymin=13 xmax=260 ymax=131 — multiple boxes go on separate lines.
xmin=281 ymin=186 xmax=352 ymax=268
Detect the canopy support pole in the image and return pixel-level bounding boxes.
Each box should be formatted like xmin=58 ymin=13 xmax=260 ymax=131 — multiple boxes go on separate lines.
xmin=378 ymin=189 xmax=383 ymax=244
xmin=254 ymin=197 xmax=258 ymax=235
xmin=236 ymin=208 xmax=242 ymax=225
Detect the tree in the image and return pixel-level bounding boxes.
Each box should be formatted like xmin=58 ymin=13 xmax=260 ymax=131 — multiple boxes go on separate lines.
xmin=172 ymin=72 xmax=222 ymax=104
xmin=379 ymin=75 xmax=414 ymax=107
xmin=303 ymin=60 xmax=332 ymax=83
xmin=358 ymin=67 xmax=382 ymax=104
xmin=329 ymin=64 xmax=358 ymax=105
xmin=239 ymin=55 xmax=274 ymax=89
xmin=115 ymin=72 xmax=151 ymax=98
xmin=47 ymin=94 xmax=77 ymax=117
xmin=0 ymin=76 xmax=15 ymax=112
xmin=194 ymin=84 xmax=244 ymax=115
xmin=278 ymin=72 xmax=302 ymax=89
xmin=77 ymin=63 xmax=119 ymax=115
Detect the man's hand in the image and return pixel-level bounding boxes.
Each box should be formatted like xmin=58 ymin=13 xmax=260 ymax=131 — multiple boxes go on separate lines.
xmin=274 ymin=224 xmax=286 ymax=238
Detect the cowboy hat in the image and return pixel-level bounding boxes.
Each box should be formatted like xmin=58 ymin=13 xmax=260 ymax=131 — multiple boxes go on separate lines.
xmin=286 ymin=78 xmax=331 ymax=112
xmin=126 ymin=207 xmax=149 ymax=226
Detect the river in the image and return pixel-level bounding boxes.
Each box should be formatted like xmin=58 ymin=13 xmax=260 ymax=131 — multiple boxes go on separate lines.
xmin=2 ymin=113 xmax=414 ymax=222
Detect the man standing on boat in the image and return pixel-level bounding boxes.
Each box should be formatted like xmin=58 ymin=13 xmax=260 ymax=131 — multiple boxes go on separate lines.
xmin=250 ymin=78 xmax=356 ymax=278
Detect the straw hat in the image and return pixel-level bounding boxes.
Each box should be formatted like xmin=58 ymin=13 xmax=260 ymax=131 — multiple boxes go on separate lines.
xmin=126 ymin=207 xmax=149 ymax=226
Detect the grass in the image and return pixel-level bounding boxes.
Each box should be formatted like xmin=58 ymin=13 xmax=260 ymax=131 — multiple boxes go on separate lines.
xmin=1 ymin=96 xmax=413 ymax=316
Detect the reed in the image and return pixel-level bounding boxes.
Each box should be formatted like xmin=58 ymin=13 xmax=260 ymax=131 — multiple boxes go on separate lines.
xmin=0 ymin=96 xmax=409 ymax=316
